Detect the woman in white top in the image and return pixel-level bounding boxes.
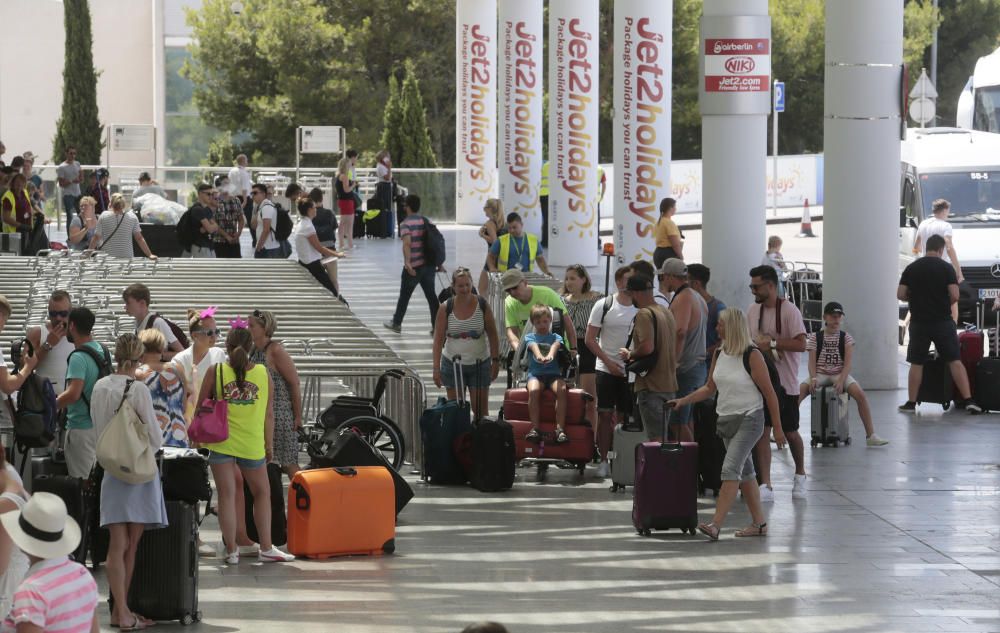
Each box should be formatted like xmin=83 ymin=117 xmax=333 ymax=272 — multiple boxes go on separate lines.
xmin=0 ymin=445 xmax=30 ymax=620
xmin=174 ymin=308 xmax=227 ymax=422
xmin=670 ymin=308 xmax=785 ymax=541
xmin=431 ymin=268 xmax=500 ymax=419
xmin=294 ymin=196 xmax=344 ymax=298
xmin=90 ymin=333 xmax=167 ymax=630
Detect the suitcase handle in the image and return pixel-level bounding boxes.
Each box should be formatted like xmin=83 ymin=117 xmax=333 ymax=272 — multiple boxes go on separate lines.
xmin=334 ymin=467 xmax=357 ymax=477
xmin=292 ymin=481 xmax=310 ymax=511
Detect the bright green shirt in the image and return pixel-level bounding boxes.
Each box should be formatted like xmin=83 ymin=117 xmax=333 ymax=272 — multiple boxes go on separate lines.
xmin=504 ymin=286 xmax=570 ymax=348
xmin=203 ymin=363 xmax=269 ymax=460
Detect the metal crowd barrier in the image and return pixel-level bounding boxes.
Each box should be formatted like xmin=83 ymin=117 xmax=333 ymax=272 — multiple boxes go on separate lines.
xmin=0 ymin=255 xmax=427 ymax=466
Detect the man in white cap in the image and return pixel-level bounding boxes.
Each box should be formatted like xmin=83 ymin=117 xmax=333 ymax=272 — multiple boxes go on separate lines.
xmin=1 ymin=492 xmax=99 ymax=632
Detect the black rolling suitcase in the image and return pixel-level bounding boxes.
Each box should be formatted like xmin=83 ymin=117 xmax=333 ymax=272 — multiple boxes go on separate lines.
xmin=244 ymin=462 xmax=287 ymax=546
xmin=916 ymin=353 xmax=954 ymax=410
xmin=692 ymin=398 xmax=726 ymax=497
xmin=467 ymin=416 xmax=516 ymax=492
xmin=126 ymin=500 xmax=201 ymax=625
xmin=31 ymin=459 xmax=105 ymax=567
xmin=977 ymin=309 xmax=1000 ymax=412
xmin=365 ymin=208 xmax=391 ymax=238
xmin=309 ymin=427 xmax=414 ymax=515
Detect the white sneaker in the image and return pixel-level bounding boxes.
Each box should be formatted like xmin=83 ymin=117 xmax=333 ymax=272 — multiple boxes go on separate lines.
xmin=758 ymin=484 xmax=774 ymax=503
xmin=259 ymin=547 xmax=296 ymax=563
xmin=866 ymin=434 xmax=889 ymax=447
xmin=224 ymin=551 xmax=239 ymax=565
xmin=792 ymin=474 xmax=808 ymax=499
xmin=596 ymin=461 xmax=610 ymax=478
xmin=238 ymin=544 xmax=260 ymax=556
xmin=198 ymin=542 xmax=217 ymax=558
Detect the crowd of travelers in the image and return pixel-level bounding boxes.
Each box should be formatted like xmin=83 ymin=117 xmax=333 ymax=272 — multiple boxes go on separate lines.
xmin=0 ymin=281 xmax=304 ymax=630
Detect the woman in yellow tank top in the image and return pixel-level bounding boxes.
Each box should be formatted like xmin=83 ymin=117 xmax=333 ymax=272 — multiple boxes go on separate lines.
xmin=197 ymin=325 xmax=295 ymax=563
xmin=653 ymin=197 xmax=683 ymax=269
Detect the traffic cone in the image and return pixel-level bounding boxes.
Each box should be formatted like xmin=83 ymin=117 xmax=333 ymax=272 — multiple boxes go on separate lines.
xmin=798 ymin=199 xmax=817 ymax=238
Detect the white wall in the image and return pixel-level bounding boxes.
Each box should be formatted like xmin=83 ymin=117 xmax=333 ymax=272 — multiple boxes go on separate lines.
xmin=0 ymin=0 xmax=156 ymax=167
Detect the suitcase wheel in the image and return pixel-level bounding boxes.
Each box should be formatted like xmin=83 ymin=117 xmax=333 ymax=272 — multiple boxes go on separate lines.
xmin=638 ymin=528 xmax=651 ymax=537
xmin=609 ymin=483 xmax=619 ymax=493
xmin=810 ymin=438 xmax=818 ymax=447
xmin=844 ymin=437 xmax=851 ymax=445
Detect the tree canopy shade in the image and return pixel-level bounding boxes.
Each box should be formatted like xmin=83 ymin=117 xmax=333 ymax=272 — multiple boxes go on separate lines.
xmin=52 ymin=0 xmax=102 ymax=165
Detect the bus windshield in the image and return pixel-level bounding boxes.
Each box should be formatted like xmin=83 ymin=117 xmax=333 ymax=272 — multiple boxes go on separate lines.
xmin=973 ymin=85 xmax=1000 ymax=133
xmin=919 ymin=171 xmax=1000 ymax=218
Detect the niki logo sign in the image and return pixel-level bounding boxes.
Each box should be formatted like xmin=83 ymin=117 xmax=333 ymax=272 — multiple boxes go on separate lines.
xmin=704 ymin=38 xmax=770 ymax=93
xmin=724 ymin=57 xmax=755 ymax=74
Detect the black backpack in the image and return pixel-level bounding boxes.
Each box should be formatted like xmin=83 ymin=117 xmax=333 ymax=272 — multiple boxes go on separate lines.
xmin=422 ymin=217 xmax=446 ymax=268
xmin=274 ymin=203 xmax=293 ymax=242
xmin=176 ymin=208 xmax=195 ymax=250
xmin=67 ymin=343 xmax=113 ymax=408
xmin=149 ymin=313 xmax=190 ymax=349
xmin=12 ymin=340 xmax=58 ymax=450
xmin=815 ymin=330 xmax=846 ymax=360
xmin=740 ymin=345 xmax=786 ymax=400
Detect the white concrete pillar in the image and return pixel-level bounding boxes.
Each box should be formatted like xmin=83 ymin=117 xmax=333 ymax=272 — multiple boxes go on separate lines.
xmin=699 ymin=0 xmax=771 ymax=311
xmin=824 ymin=1 xmax=903 ymax=389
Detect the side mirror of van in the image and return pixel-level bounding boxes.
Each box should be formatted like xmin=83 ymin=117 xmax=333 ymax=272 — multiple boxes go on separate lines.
xmin=909 ymin=217 xmax=918 ymax=229
xmin=899 ymin=206 xmax=907 ymax=228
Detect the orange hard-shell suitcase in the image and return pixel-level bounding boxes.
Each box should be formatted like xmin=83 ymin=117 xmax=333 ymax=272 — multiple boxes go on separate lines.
xmin=287 ymin=466 xmax=396 ymax=559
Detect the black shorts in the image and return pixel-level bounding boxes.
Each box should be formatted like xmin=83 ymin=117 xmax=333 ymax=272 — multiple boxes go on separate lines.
xmin=764 ymin=392 xmax=800 ymax=434
xmin=577 ymin=343 xmax=596 ymax=374
xmin=596 ymin=371 xmax=632 ymax=414
xmin=907 ymin=319 xmax=961 ymax=364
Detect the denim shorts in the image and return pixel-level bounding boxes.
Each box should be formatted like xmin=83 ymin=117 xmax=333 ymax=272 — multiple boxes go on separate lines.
xmin=675 ymin=363 xmax=708 ymax=425
xmin=720 ymin=408 xmax=765 ymax=482
xmin=207 ymin=450 xmax=267 ymax=469
xmin=527 ymin=374 xmax=563 ymax=389
xmin=440 ymin=356 xmax=492 ymax=390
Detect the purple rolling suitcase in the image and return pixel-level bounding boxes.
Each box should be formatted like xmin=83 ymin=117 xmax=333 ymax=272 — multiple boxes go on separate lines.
xmin=632 ymin=404 xmax=699 ymax=536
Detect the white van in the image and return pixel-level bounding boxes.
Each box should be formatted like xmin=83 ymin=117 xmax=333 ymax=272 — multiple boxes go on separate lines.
xmin=900 ymin=127 xmax=1000 ymax=320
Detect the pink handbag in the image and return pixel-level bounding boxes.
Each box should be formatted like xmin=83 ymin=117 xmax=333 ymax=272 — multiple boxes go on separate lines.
xmin=188 ymin=364 xmax=229 ymax=444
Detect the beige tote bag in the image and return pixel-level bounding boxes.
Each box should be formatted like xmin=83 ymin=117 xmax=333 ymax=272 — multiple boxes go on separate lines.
xmin=96 ymin=380 xmax=158 ymax=485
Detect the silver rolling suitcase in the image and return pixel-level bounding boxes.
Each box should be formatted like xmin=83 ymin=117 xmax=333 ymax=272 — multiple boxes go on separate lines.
xmin=810 ymin=385 xmax=851 ymax=447
xmin=609 ymin=416 xmax=645 ymax=492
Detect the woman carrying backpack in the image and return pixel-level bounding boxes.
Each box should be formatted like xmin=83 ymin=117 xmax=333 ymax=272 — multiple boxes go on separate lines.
xmin=669 ymin=308 xmax=785 ymax=541
xmin=431 ymin=268 xmax=500 ymax=419
xmin=89 ymin=333 xmax=166 ymax=630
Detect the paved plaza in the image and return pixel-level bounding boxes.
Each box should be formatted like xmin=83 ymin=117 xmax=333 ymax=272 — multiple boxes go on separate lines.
xmin=74 ymin=225 xmax=999 ymax=632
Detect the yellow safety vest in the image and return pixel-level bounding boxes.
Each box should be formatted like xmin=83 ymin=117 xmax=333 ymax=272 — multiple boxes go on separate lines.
xmin=1 ymin=188 xmax=27 ymax=234
xmin=497 ymin=233 xmax=538 ymax=272
xmin=539 ymin=161 xmax=549 ymax=197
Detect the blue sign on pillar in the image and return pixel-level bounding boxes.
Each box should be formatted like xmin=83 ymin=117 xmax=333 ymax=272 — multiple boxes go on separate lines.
xmin=774 ymin=81 xmax=785 ymax=113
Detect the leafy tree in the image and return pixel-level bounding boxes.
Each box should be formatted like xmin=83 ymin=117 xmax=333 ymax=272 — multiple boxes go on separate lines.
xmin=52 ymin=0 xmax=102 ymax=164
xmin=397 ymin=62 xmax=438 ymax=167
xmin=379 ymin=74 xmax=404 ymax=166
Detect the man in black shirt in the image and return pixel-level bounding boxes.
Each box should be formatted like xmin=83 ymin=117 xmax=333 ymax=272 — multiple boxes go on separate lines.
xmin=897 ymin=234 xmax=980 ymax=413
xmin=187 ymin=183 xmax=219 ymax=258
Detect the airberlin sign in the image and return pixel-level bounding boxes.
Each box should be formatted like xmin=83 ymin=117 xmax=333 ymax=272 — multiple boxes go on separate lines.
xmin=704 ymin=38 xmax=770 ymax=92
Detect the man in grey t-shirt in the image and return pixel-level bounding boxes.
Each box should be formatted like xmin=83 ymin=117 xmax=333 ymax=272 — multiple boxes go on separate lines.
xmin=660 ymin=258 xmax=707 ymax=442
xmin=56 ymin=146 xmax=83 ymax=224
xmin=132 ymin=172 xmax=167 ymax=200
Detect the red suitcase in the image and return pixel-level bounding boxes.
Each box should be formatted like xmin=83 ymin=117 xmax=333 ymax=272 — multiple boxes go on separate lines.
xmin=506 ymin=418 xmax=595 ymax=469
xmin=957 ymin=329 xmax=984 ymax=396
xmin=501 ymin=388 xmax=591 ymax=427
xmin=632 ymin=405 xmax=699 ymax=536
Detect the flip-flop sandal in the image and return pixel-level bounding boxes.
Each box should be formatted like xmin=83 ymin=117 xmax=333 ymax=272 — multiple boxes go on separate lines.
xmin=734 ymin=522 xmax=768 ymax=537
xmin=119 ymin=615 xmax=152 ymax=631
xmin=524 ymin=429 xmax=541 ymax=443
xmin=554 ymin=430 xmax=569 ymax=444
xmin=697 ymin=522 xmax=720 ymax=541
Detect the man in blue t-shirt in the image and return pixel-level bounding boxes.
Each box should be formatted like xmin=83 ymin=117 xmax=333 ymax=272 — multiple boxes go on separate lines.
xmin=55 ymin=308 xmax=110 ymax=479
xmin=687 ymin=264 xmax=725 ymax=373
xmin=486 ymin=212 xmax=553 ymax=276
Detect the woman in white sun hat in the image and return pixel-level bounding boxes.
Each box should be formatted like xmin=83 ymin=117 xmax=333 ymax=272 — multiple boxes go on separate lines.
xmin=0 ymin=492 xmax=99 ymax=632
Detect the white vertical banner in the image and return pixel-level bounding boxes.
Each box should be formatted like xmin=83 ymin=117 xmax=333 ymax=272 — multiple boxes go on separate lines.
xmin=548 ymin=0 xmax=600 ymax=267
xmin=613 ymin=0 xmax=672 ymax=266
xmin=456 ymin=0 xmax=498 ymax=225
xmin=498 ymin=0 xmax=543 ymax=237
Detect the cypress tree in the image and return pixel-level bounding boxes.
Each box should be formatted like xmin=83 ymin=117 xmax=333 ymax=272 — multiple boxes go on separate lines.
xmin=397 ymin=61 xmax=438 ymax=168
xmin=52 ymin=0 xmax=102 ymax=165
xmin=379 ymin=74 xmax=405 ymax=167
